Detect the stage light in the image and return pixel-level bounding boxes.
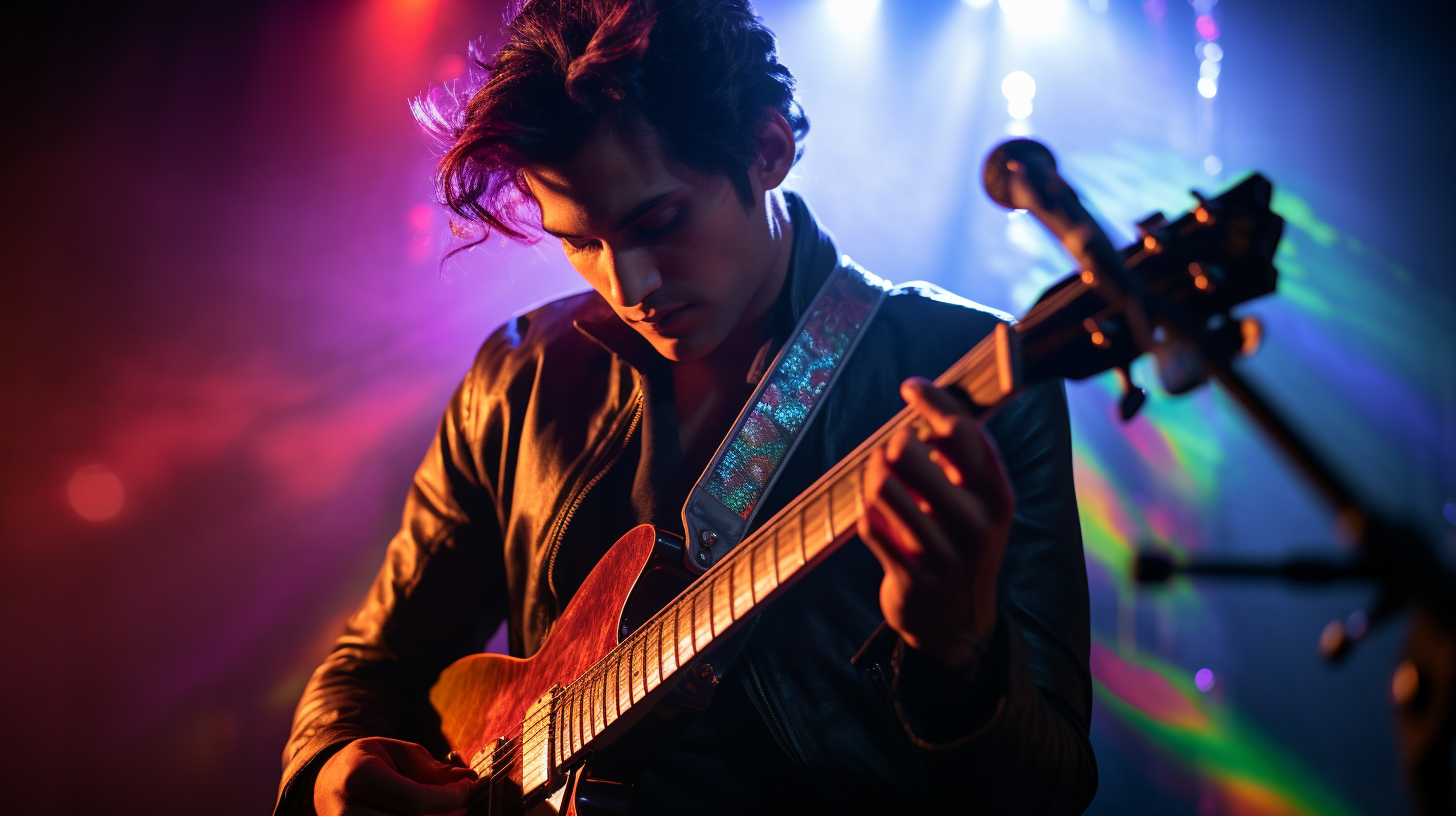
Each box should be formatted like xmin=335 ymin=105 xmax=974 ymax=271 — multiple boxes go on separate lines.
xmin=1089 ymin=0 xmax=1108 ymax=12
xmin=999 ymin=0 xmax=1066 ymax=35
xmin=1194 ymin=668 xmax=1216 ymax=692
xmin=1204 ymin=155 xmax=1223 ymax=175
xmin=1201 ymin=42 xmax=1223 ymax=62
xmin=69 ymin=464 xmax=125 ymax=522
xmin=1197 ymin=77 xmax=1218 ymax=98
xmin=826 ymin=0 xmax=881 ymax=34
xmin=1008 ymin=99 xmax=1033 ymax=119
xmin=1200 ymin=59 xmax=1220 ymax=79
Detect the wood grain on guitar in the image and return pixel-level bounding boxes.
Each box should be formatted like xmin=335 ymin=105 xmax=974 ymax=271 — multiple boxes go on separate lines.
xmin=428 ymin=172 xmax=1282 ymax=816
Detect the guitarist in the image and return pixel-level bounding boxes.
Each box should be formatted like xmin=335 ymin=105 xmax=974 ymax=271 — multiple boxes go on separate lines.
xmin=280 ymin=1 xmax=1096 ymax=814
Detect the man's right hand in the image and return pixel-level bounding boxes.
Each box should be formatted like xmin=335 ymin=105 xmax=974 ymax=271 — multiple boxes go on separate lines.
xmin=314 ymin=737 xmax=473 ymax=816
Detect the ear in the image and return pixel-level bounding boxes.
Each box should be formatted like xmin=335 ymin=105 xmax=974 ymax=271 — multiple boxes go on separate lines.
xmin=750 ymin=108 xmax=798 ymax=194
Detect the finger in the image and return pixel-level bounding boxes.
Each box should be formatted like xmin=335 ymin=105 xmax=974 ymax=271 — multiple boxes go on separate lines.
xmin=901 ymin=378 xmax=1014 ymax=520
xmin=381 ymin=740 xmax=476 ymax=785
xmin=865 ymin=445 xmax=959 ymax=570
xmin=345 ymin=755 xmax=471 ymax=814
xmin=884 ymin=431 xmax=995 ymax=541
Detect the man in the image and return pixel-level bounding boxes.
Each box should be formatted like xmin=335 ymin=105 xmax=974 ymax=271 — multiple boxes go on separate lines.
xmin=278 ymin=1 xmax=1096 ymax=813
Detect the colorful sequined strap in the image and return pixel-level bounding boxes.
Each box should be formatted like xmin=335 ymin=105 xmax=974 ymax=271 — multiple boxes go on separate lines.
xmin=682 ymin=260 xmax=889 ymax=571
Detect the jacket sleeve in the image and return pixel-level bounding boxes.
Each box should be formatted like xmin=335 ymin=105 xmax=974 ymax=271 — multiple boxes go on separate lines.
xmin=891 ymin=378 xmax=1097 ymax=814
xmin=273 ymin=342 xmax=512 ymax=815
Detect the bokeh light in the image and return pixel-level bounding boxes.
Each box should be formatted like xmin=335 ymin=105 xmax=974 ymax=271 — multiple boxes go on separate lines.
xmin=1198 ymin=77 xmax=1218 ymax=98
xmin=68 ymin=464 xmax=125 ymax=522
xmin=1196 ymin=14 xmax=1221 ymax=40
xmin=1203 ymin=154 xmax=1223 ymax=175
xmin=434 ymin=53 xmax=465 ymax=82
xmin=1195 ymin=668 xmax=1216 ymax=692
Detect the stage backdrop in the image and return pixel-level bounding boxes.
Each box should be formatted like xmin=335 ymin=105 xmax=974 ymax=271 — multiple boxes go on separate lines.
xmin=1 ymin=0 xmax=1450 ymax=813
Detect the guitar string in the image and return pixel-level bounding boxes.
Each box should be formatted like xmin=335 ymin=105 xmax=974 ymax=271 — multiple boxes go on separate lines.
xmin=467 ymin=336 xmax=1006 ymax=791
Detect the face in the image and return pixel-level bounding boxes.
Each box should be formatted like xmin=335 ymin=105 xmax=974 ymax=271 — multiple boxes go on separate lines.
xmin=524 ymin=119 xmax=792 ymax=362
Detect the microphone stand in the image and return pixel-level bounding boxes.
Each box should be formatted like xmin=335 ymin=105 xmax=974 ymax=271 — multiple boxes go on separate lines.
xmin=985 ymin=139 xmax=1456 ymax=816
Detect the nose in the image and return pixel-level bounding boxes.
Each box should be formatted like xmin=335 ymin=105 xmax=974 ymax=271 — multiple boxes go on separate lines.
xmin=602 ymin=246 xmax=662 ymax=311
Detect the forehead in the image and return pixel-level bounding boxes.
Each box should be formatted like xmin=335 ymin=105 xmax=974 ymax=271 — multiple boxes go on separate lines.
xmin=525 ymin=121 xmax=687 ymax=230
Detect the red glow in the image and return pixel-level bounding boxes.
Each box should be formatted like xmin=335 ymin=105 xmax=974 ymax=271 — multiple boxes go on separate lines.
xmin=68 ymin=464 xmax=125 ymax=521
xmin=1196 ymin=14 xmax=1221 ymax=41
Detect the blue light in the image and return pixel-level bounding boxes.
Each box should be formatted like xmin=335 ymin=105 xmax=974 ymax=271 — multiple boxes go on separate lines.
xmin=1198 ymin=77 xmax=1218 ymax=98
xmin=1204 ymin=155 xmax=1223 ymax=175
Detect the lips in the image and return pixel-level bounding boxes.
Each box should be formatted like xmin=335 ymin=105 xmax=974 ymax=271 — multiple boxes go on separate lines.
xmin=635 ymin=303 xmax=696 ymax=336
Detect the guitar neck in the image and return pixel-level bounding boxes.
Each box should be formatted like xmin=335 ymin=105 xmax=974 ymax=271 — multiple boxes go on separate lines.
xmin=543 ymin=322 xmax=1020 ymax=773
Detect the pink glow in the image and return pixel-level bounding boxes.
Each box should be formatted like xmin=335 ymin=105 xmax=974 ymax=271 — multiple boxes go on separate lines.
xmin=1197 ymin=15 xmax=1221 ymax=41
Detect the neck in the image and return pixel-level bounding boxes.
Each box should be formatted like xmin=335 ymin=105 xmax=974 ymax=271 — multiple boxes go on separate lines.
xmin=699 ymin=190 xmax=795 ymax=377
xmin=672 ymin=192 xmax=794 ymax=464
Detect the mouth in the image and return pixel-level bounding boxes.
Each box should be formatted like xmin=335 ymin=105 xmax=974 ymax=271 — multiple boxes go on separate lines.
xmin=633 ymin=303 xmax=696 ymax=335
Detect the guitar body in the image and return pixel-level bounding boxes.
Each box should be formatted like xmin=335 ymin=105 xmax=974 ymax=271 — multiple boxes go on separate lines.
xmin=431 ymin=524 xmax=705 ymax=815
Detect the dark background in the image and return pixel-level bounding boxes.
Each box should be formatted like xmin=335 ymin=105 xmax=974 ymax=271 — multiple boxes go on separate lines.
xmin=1 ymin=1 xmax=1450 ymax=813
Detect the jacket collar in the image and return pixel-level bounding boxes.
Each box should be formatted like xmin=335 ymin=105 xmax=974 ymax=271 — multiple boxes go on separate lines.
xmin=572 ymin=191 xmax=840 ymax=368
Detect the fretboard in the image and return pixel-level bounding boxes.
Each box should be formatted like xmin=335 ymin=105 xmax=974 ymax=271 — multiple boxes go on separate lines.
xmin=535 ymin=322 xmax=1019 ymax=781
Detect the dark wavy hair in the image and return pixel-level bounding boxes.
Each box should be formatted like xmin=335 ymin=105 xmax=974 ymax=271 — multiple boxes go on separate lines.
xmin=412 ymin=0 xmax=809 ymax=244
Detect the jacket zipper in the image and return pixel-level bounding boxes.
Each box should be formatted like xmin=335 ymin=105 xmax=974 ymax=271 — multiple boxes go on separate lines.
xmin=746 ymin=654 xmax=822 ymax=787
xmin=544 ymin=391 xmax=645 ymax=606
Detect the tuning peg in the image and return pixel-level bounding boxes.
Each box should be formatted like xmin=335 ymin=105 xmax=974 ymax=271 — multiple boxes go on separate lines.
xmin=1114 ymin=366 xmax=1146 ymax=421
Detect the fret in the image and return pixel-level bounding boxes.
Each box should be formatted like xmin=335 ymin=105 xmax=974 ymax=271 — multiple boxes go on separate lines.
xmin=731 ymin=549 xmax=753 ymax=619
xmin=645 ymin=620 xmax=663 ymax=690
xmin=614 ymin=652 xmax=630 ymax=720
xmin=801 ymin=495 xmax=832 ymax=561
xmin=631 ymin=634 xmax=648 ymax=702
xmin=521 ymin=693 xmax=552 ymax=794
xmin=829 ymin=470 xmax=862 ymax=540
xmin=710 ymin=571 xmax=733 ymax=635
xmin=693 ymin=588 xmax=713 ymax=650
xmin=554 ymin=695 xmax=566 ymax=767
xmin=589 ymin=671 xmax=604 ymax=737
xmin=573 ymin=681 xmax=585 ymax=751
xmin=751 ymin=538 xmax=777 ymax=602
xmin=775 ymin=512 xmax=805 ymax=579
xmin=599 ymin=667 xmax=613 ymax=730
xmin=675 ymin=601 xmax=696 ymax=666
xmin=662 ymin=610 xmax=680 ymax=675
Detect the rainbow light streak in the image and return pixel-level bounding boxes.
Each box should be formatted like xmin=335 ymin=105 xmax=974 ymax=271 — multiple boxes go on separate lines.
xmin=1092 ymin=640 xmax=1361 ymax=816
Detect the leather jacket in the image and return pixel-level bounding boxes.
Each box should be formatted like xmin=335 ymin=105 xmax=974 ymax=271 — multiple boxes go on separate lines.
xmin=277 ymin=194 xmax=1097 ymax=815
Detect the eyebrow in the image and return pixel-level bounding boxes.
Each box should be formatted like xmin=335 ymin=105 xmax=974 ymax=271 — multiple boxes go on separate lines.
xmin=542 ymin=190 xmax=682 ymax=239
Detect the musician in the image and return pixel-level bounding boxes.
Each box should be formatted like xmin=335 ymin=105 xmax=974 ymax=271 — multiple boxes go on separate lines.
xmin=279 ymin=1 xmax=1095 ymax=813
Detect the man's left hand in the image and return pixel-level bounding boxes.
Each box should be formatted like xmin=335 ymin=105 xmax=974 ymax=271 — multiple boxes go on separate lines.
xmin=857 ymin=376 xmax=1015 ymax=670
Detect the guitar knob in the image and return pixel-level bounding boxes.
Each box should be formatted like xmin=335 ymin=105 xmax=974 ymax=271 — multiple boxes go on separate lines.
xmin=1115 ymin=366 xmax=1146 ymax=422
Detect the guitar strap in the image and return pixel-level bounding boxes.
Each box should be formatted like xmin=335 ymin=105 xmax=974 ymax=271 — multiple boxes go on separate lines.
xmin=681 ymin=259 xmax=888 ymax=572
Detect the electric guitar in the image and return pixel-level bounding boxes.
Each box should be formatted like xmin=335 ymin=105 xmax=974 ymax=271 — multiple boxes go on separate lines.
xmin=429 ymin=163 xmax=1285 ymax=815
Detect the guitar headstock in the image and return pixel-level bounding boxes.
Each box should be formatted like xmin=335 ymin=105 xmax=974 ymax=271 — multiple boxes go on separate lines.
xmin=1015 ymin=172 xmax=1285 ymax=410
